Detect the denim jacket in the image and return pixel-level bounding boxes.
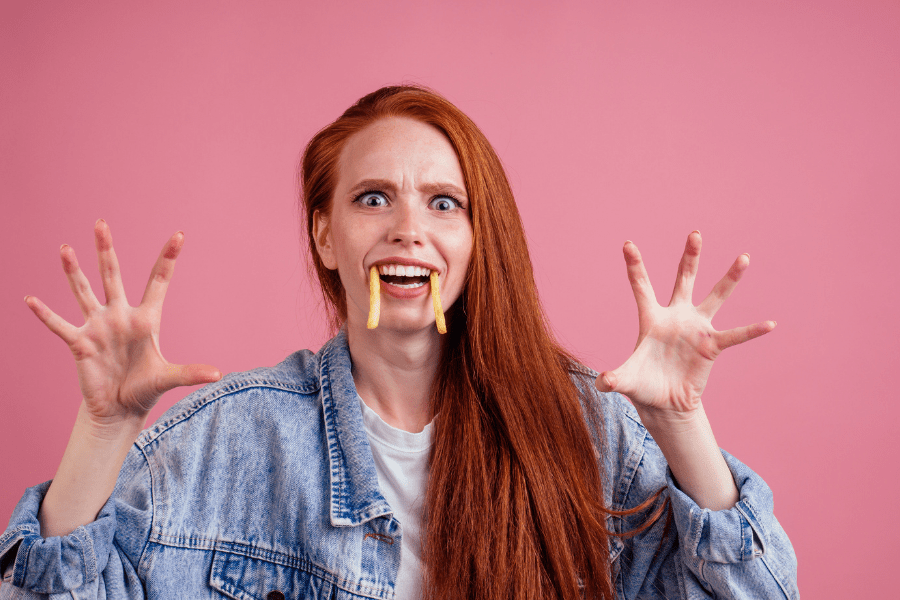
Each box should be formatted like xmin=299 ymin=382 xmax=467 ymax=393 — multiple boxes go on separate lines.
xmin=0 ymin=331 xmax=798 ymax=599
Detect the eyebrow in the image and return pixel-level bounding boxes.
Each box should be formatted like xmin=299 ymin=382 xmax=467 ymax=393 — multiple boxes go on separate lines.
xmin=347 ymin=178 xmax=468 ymax=198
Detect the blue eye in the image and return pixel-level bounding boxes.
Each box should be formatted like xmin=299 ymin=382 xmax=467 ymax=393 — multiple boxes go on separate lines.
xmin=356 ymin=191 xmax=388 ymax=207
xmin=430 ymin=196 xmax=461 ymax=211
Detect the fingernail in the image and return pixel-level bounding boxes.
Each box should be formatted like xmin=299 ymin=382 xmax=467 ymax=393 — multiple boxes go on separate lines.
xmin=692 ymin=229 xmax=701 ymax=235
xmin=60 ymin=243 xmax=68 ymax=250
xmin=96 ymin=218 xmax=106 ymax=225
xmin=23 ymin=295 xmax=29 ymax=302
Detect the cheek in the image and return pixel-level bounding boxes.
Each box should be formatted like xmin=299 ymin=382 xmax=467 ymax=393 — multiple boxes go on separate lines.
xmin=447 ymin=228 xmax=474 ymax=288
xmin=456 ymin=226 xmax=474 ymax=269
xmin=330 ymin=222 xmax=364 ymax=263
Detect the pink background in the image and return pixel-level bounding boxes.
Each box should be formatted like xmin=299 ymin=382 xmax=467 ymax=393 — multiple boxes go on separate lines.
xmin=2 ymin=1 xmax=897 ymax=596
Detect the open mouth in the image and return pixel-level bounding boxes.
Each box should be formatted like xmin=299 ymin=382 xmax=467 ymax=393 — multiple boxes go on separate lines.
xmin=376 ymin=264 xmax=432 ymax=289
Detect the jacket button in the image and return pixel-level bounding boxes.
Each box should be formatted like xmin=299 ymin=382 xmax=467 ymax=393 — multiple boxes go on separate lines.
xmin=267 ymin=592 xmax=286 ymax=600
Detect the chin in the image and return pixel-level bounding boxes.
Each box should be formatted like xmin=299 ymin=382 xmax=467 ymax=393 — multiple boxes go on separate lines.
xmin=381 ymin=321 xmax=438 ymax=336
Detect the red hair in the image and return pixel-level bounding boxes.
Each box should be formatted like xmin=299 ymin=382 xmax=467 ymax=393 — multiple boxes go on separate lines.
xmin=300 ymin=85 xmax=666 ymax=600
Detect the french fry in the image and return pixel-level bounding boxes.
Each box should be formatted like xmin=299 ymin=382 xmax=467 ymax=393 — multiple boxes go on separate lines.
xmin=367 ymin=265 xmax=380 ymax=329
xmin=430 ymin=271 xmax=447 ymax=334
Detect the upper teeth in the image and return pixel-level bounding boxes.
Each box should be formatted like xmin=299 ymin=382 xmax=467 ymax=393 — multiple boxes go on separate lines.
xmin=378 ymin=264 xmax=432 ymax=277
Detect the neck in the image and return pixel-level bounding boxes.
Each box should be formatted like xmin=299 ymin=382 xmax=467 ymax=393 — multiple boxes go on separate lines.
xmin=345 ymin=318 xmax=442 ymax=433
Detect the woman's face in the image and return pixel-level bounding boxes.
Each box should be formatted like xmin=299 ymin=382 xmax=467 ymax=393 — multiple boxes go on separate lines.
xmin=314 ymin=116 xmax=473 ymax=334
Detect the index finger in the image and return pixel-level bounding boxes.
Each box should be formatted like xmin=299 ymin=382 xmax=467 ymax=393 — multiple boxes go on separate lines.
xmin=623 ymin=240 xmax=657 ymax=312
xmin=140 ymin=231 xmax=185 ymax=308
xmin=698 ymin=253 xmax=749 ymax=319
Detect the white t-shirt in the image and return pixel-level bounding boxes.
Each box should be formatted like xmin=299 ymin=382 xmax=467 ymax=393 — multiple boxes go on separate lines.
xmin=358 ymin=396 xmax=432 ymax=600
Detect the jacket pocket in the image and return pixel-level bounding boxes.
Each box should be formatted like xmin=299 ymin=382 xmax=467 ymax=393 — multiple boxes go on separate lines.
xmin=210 ymin=544 xmax=336 ymax=600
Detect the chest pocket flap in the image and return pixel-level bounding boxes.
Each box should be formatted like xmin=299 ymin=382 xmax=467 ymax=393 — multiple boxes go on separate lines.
xmin=210 ymin=543 xmax=336 ymax=600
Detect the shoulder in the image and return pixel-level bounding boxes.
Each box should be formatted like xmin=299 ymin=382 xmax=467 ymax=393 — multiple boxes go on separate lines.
xmin=567 ymin=362 xmax=668 ymax=510
xmin=135 ymin=348 xmax=323 ymax=449
xmin=567 ymin=361 xmax=647 ymax=454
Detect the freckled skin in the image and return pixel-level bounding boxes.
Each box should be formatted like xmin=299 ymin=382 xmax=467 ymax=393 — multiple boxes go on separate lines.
xmin=314 ymin=117 xmax=473 ymax=335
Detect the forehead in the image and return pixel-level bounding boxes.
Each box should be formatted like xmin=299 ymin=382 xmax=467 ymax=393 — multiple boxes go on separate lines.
xmin=336 ymin=117 xmax=465 ymax=190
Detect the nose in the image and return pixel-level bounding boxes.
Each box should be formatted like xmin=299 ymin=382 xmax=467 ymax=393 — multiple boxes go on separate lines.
xmin=387 ymin=201 xmax=424 ymax=246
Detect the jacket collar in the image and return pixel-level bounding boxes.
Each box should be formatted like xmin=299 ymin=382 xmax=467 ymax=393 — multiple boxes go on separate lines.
xmin=318 ymin=329 xmax=394 ymax=527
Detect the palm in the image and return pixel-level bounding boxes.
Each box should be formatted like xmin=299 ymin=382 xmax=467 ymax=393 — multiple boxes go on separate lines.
xmin=71 ymin=304 xmax=172 ymax=418
xmin=596 ymin=232 xmax=774 ymax=415
xmin=26 ymin=220 xmax=221 ymax=424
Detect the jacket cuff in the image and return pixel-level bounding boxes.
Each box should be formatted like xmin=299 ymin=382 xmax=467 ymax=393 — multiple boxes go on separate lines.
xmin=0 ymin=481 xmax=114 ymax=594
xmin=665 ymin=449 xmax=772 ymax=564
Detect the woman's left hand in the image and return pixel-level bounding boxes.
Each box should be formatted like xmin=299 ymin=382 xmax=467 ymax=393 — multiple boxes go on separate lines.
xmin=595 ymin=231 xmax=775 ymax=418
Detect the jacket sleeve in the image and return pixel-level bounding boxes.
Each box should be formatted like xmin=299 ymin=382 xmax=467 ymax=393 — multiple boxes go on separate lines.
xmin=600 ymin=391 xmax=799 ymax=599
xmin=657 ymin=449 xmax=799 ymax=599
xmin=0 ymin=444 xmax=152 ymax=598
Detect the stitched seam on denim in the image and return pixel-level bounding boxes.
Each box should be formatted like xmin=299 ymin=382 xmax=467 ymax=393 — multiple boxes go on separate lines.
xmin=735 ymin=499 xmax=767 ymax=559
xmin=137 ymin=381 xmax=318 ymax=449
xmin=606 ymin=427 xmax=650 ymax=572
xmin=697 ymin=557 xmax=717 ymax=598
xmin=605 ymin=426 xmax=647 ymax=567
xmin=566 ymin=363 xmax=625 ymax=565
xmin=73 ymin=525 xmax=97 ymax=583
xmin=16 ymin=535 xmax=41 ymax=589
xmin=0 ymin=527 xmax=32 ymax=556
xmin=320 ymin=347 xmax=348 ymax=525
xmin=760 ymin=554 xmax=793 ymax=599
xmin=136 ymin=376 xmax=319 ymax=445
xmin=212 ymin=542 xmax=385 ymax=597
xmin=687 ymin=503 xmax=707 ymax=562
xmin=614 ymin=424 xmax=645 ymax=511
xmin=11 ymin=534 xmax=30 ymax=587
xmin=568 ymin=363 xmax=598 ymax=378
xmin=136 ymin=445 xmax=156 ymax=582
xmin=150 ymin=532 xmax=217 ymax=550
xmin=674 ymin=550 xmax=692 ymax=599
xmin=213 ymin=542 xmax=341 ymax=584
xmin=320 ymin=341 xmax=395 ymax=527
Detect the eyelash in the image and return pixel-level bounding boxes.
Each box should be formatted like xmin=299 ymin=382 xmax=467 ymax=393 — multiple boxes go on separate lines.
xmin=352 ymin=190 xmax=466 ymax=210
xmin=433 ymin=193 xmax=464 ymax=210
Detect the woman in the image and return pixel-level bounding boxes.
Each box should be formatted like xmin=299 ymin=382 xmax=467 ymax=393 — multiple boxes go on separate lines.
xmin=0 ymin=86 xmax=798 ymax=599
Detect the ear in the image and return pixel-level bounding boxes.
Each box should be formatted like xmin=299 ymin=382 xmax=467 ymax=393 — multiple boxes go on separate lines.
xmin=312 ymin=210 xmax=338 ymax=270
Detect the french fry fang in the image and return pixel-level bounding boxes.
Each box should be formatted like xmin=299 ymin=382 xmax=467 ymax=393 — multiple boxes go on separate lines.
xmin=367 ymin=265 xmax=380 ymax=329
xmin=430 ymin=271 xmax=446 ymax=334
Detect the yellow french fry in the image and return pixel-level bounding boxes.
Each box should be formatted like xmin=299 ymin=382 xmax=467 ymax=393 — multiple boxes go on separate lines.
xmin=367 ymin=265 xmax=380 ymax=329
xmin=430 ymin=271 xmax=446 ymax=334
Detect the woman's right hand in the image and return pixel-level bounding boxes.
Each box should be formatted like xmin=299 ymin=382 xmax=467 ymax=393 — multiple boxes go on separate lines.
xmin=25 ymin=219 xmax=221 ymax=429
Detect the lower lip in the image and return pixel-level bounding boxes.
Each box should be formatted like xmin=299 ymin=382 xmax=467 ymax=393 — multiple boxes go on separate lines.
xmin=380 ymin=278 xmax=431 ymax=299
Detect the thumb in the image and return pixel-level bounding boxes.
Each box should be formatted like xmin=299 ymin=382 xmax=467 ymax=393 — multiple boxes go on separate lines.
xmin=162 ymin=363 xmax=222 ymax=391
xmin=595 ymin=370 xmax=619 ymax=393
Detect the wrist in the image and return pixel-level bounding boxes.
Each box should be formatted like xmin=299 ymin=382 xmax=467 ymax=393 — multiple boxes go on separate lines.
xmin=633 ymin=403 xmax=739 ymax=510
xmin=75 ymin=401 xmax=147 ymax=444
xmin=633 ymin=400 xmax=705 ymax=434
xmin=40 ymin=402 xmax=147 ymax=537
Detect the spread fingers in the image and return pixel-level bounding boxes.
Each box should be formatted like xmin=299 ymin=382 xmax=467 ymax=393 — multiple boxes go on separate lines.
xmin=624 ymin=240 xmax=657 ymax=311
xmin=24 ymin=295 xmax=79 ymax=344
xmin=698 ymin=253 xmax=749 ymax=319
xmin=94 ymin=219 xmax=127 ymax=304
xmin=141 ymin=231 xmax=185 ymax=308
xmin=669 ymin=231 xmax=701 ymax=306
xmin=60 ymin=243 xmax=102 ymax=317
xmin=715 ymin=320 xmax=776 ymax=350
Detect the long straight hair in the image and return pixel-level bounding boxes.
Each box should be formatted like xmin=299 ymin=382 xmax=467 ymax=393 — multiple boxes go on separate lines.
xmin=300 ymin=86 xmax=666 ymax=600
